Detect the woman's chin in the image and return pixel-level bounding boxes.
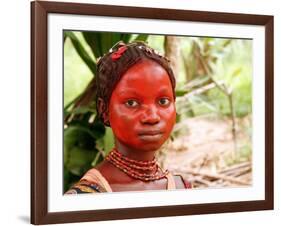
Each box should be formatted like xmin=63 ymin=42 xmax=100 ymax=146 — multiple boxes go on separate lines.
xmin=133 ymin=141 xmax=165 ymax=152
xmin=118 ymin=137 xmax=167 ymax=152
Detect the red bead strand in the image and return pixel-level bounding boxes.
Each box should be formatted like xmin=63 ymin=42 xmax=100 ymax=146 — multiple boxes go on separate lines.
xmin=105 ymin=148 xmax=169 ymax=181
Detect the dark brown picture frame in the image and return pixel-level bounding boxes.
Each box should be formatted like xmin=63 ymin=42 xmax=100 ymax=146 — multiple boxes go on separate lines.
xmin=31 ymin=0 xmax=274 ymax=224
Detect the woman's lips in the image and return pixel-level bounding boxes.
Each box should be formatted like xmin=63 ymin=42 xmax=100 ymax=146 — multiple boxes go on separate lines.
xmin=138 ymin=131 xmax=163 ymax=142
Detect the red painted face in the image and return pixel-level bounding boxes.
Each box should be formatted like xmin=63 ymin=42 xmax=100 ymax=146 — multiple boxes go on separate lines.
xmin=108 ymin=59 xmax=176 ymax=152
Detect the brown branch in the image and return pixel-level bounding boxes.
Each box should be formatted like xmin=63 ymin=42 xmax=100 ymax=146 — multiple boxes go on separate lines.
xmin=178 ymin=169 xmax=251 ymax=186
xmin=182 ymin=81 xmax=224 ymax=100
xmin=197 ymin=50 xmax=238 ymax=155
xmin=219 ymin=162 xmax=251 ymax=174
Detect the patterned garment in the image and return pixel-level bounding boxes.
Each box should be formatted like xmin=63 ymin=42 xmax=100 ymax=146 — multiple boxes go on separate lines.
xmin=65 ymin=173 xmax=192 ymax=194
xmin=65 ymin=179 xmax=107 ymax=194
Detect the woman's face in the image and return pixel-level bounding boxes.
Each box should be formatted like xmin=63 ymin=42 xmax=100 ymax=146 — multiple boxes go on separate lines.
xmin=108 ymin=59 xmax=176 ymax=152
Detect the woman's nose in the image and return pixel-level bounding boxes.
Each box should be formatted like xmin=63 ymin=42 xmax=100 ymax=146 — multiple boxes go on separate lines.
xmin=140 ymin=106 xmax=160 ymax=125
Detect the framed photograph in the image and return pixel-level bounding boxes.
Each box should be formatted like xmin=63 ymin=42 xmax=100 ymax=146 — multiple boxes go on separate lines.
xmin=31 ymin=0 xmax=274 ymax=224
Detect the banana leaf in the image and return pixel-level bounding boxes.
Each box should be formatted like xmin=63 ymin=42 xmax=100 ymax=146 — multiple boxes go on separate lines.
xmin=64 ymin=31 xmax=96 ymax=74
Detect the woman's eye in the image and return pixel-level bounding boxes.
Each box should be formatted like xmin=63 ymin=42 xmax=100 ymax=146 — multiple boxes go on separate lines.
xmin=158 ymin=98 xmax=171 ymax=106
xmin=125 ymin=100 xmax=139 ymax=108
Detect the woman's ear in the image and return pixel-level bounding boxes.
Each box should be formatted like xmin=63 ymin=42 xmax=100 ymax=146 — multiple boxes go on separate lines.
xmin=97 ymin=97 xmax=110 ymax=126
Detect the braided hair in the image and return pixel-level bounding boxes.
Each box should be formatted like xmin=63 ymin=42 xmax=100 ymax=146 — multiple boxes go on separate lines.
xmin=96 ymin=40 xmax=176 ymax=126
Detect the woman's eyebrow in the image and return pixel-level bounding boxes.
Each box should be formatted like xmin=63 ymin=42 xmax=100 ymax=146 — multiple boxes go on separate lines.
xmin=118 ymin=89 xmax=141 ymax=96
xmin=157 ymin=87 xmax=174 ymax=96
xmin=158 ymin=87 xmax=170 ymax=93
xmin=117 ymin=87 xmax=173 ymax=97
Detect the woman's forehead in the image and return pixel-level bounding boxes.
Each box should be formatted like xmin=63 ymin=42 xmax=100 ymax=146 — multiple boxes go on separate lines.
xmin=126 ymin=59 xmax=165 ymax=72
xmin=121 ymin=60 xmax=169 ymax=81
xmin=113 ymin=64 xmax=174 ymax=98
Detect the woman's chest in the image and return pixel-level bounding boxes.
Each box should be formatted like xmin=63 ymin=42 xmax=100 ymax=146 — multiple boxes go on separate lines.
xmin=109 ymin=179 xmax=168 ymax=192
xmin=108 ymin=175 xmax=185 ymax=192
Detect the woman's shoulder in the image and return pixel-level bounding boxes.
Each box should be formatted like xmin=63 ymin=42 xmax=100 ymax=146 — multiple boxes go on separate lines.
xmin=65 ymin=179 xmax=107 ymax=194
xmin=173 ymin=173 xmax=193 ymax=189
xmin=64 ymin=168 xmax=109 ymax=194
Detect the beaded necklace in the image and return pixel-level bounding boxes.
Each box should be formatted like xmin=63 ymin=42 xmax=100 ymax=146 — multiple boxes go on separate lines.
xmin=105 ymin=148 xmax=169 ymax=182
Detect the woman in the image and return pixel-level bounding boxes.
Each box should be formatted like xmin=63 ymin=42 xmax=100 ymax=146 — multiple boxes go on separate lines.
xmin=65 ymin=41 xmax=192 ymax=194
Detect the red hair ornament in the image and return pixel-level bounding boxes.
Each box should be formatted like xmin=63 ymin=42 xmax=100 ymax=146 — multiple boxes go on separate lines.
xmin=111 ymin=46 xmax=128 ymax=61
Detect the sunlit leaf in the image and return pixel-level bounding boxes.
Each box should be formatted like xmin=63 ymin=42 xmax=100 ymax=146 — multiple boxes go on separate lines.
xmin=232 ymin=67 xmax=242 ymax=77
xmin=64 ymin=31 xmax=96 ymax=75
xmin=223 ymin=39 xmax=232 ymax=47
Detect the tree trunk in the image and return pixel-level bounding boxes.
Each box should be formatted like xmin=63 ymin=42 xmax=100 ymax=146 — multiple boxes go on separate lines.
xmin=164 ymin=36 xmax=181 ymax=79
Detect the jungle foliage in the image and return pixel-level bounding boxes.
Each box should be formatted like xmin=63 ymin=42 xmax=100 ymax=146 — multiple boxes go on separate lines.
xmin=63 ymin=31 xmax=252 ymax=192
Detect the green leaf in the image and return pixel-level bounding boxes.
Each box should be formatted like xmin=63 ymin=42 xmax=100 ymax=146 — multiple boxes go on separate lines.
xmin=223 ymin=39 xmax=232 ymax=47
xmin=101 ymin=33 xmax=123 ymax=53
xmin=104 ymin=127 xmax=115 ymax=154
xmin=93 ymin=127 xmax=113 ymax=151
xmin=100 ymin=33 xmax=114 ymax=54
xmin=232 ymin=67 xmax=242 ymax=77
xmin=176 ymin=90 xmax=188 ymax=97
xmin=71 ymin=106 xmax=95 ymax=115
xmin=91 ymin=152 xmax=102 ymax=167
xmin=82 ymin=32 xmax=103 ymax=58
xmin=65 ymin=146 xmax=96 ymax=175
xmin=64 ymin=125 xmax=102 ymax=176
xmin=83 ymin=32 xmax=133 ymax=58
xmin=64 ymin=125 xmax=102 ymax=145
xmin=121 ymin=33 xmax=132 ymax=43
xmin=90 ymin=118 xmax=106 ymax=140
xmin=63 ymin=93 xmax=82 ymax=113
xmin=65 ymin=31 xmax=96 ymax=75
xmin=133 ymin=34 xmax=149 ymax=42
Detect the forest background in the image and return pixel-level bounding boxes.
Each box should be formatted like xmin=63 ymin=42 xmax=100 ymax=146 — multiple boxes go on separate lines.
xmin=63 ymin=32 xmax=252 ymax=192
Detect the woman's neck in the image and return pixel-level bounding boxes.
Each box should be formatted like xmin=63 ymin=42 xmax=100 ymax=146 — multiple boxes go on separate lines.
xmin=114 ymin=140 xmax=156 ymax=161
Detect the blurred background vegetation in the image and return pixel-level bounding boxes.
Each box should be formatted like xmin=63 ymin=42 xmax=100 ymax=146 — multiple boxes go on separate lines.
xmin=64 ymin=31 xmax=252 ymax=192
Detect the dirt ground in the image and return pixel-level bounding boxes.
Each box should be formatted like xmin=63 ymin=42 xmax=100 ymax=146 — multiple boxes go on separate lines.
xmin=157 ymin=114 xmax=252 ymax=188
